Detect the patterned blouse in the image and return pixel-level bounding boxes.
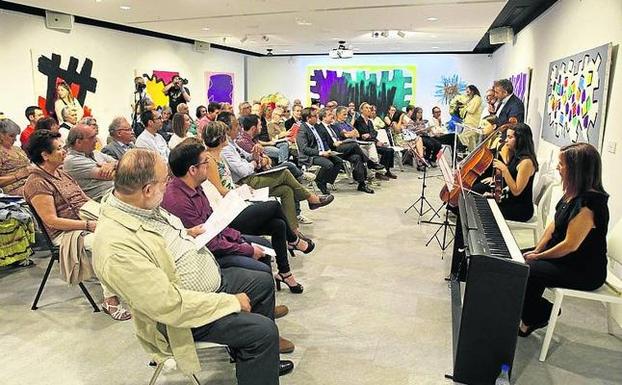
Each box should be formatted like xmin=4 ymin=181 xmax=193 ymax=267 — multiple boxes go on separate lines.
xmin=0 ymin=146 xmax=31 ymax=196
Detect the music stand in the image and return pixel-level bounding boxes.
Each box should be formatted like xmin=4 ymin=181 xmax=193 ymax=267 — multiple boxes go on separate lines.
xmin=422 ymin=147 xmax=456 ymax=252
xmin=404 ymin=147 xmax=442 ymax=223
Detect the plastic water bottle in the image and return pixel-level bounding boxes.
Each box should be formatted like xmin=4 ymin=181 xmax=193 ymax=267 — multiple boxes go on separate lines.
xmin=495 ymin=364 xmax=511 ymax=385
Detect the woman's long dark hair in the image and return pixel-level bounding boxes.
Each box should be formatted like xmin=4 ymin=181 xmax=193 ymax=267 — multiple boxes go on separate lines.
xmin=508 ymin=123 xmax=538 ymax=171
xmin=560 ymin=142 xmax=607 ymax=197
xmin=467 ymin=84 xmax=481 ymax=97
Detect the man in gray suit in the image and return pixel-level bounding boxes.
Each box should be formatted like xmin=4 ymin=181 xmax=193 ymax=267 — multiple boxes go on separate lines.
xmin=102 ymin=117 xmax=135 ymax=160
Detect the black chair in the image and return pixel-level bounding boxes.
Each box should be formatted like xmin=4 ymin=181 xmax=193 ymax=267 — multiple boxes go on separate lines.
xmin=28 ymin=203 xmax=100 ymax=312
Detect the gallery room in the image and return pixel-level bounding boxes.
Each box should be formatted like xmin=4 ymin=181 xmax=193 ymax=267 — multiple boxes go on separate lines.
xmin=0 ymin=0 xmax=621 ymax=384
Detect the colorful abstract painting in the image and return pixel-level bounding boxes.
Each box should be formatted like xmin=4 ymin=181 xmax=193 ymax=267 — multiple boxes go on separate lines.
xmin=434 ymin=74 xmax=467 ymax=105
xmin=31 ymin=51 xmax=98 ymax=119
xmin=140 ymin=70 xmax=180 ymax=110
xmin=206 ymin=72 xmax=234 ymax=104
xmin=307 ymin=65 xmax=416 ymax=115
xmin=542 ymin=43 xmax=612 ymax=150
xmin=509 ymin=68 xmax=532 ymax=117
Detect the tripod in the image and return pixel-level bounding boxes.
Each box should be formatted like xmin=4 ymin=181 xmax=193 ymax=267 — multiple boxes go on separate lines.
xmin=404 ymin=163 xmax=442 ymax=223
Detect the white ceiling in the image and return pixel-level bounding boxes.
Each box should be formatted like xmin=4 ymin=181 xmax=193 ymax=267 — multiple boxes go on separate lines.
xmin=10 ymin=0 xmax=508 ymax=54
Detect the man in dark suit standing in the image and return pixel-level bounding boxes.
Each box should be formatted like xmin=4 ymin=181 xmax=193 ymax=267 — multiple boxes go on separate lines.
xmin=316 ymin=108 xmax=374 ymax=194
xmin=102 ymin=117 xmax=135 ymax=160
xmin=494 ymin=78 xmax=525 ymax=126
xmin=354 ymin=102 xmax=397 ymax=180
xmin=296 ymin=108 xmax=343 ymax=195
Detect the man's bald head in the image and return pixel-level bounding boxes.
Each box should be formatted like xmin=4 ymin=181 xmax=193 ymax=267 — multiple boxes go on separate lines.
xmin=66 ymin=123 xmax=94 ymax=147
xmin=114 ymin=149 xmax=162 ymax=195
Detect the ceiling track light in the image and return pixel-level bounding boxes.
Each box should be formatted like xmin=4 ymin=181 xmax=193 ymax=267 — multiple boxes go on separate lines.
xmin=262 ymin=35 xmax=270 ymax=42
xmin=240 ymin=35 xmax=248 ymax=43
xmin=397 ymin=31 xmax=406 ymax=38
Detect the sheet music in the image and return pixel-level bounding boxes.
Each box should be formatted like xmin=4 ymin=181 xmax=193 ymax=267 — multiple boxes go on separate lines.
xmin=193 ymin=190 xmax=249 ymax=249
xmin=437 ymin=147 xmax=455 ymax=190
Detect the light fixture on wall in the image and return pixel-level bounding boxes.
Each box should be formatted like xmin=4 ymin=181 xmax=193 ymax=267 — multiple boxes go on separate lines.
xmin=240 ymin=35 xmax=248 ymax=43
xmin=397 ymin=31 xmax=406 ymax=38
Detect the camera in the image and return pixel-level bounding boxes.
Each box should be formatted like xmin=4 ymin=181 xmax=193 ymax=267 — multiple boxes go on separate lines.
xmin=174 ymin=77 xmax=189 ymax=85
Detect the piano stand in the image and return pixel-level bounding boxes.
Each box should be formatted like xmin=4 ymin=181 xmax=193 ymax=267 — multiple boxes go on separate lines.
xmin=423 ymin=205 xmax=455 ymax=253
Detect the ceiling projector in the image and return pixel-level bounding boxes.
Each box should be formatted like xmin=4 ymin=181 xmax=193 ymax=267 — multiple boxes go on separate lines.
xmin=329 ymin=41 xmax=353 ymax=59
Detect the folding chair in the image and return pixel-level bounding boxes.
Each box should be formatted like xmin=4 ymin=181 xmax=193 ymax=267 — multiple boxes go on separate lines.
xmin=148 ymin=342 xmax=233 ymax=385
xmin=28 ymin=203 xmax=99 ymax=312
xmin=538 ymin=219 xmax=622 ymax=361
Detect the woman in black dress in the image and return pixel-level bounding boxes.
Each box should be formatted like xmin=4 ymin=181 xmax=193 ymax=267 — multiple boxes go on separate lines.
xmin=478 ymin=123 xmax=538 ymax=221
xmin=519 ymin=142 xmax=609 ymax=336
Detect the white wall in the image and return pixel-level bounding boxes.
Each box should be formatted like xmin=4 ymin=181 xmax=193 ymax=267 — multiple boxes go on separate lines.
xmin=492 ymin=0 xmax=622 ymax=322
xmin=0 ymin=9 xmax=247 ymax=140
xmin=491 ymin=0 xmax=622 ymax=225
xmin=247 ymin=54 xmax=494 ymax=121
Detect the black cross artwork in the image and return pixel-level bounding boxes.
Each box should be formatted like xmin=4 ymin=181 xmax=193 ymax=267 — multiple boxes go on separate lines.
xmin=37 ymin=53 xmax=98 ymax=116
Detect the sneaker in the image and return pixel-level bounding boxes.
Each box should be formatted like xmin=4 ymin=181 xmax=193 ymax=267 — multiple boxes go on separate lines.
xmin=297 ymin=214 xmax=313 ymax=224
xmin=302 ymin=171 xmax=316 ymax=182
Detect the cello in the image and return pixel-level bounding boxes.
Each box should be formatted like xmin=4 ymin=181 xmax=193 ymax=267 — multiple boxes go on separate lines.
xmin=439 ymin=117 xmax=517 ymax=207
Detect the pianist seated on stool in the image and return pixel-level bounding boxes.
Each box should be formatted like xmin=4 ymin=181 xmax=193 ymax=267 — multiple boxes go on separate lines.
xmin=477 ymin=123 xmax=538 ymax=222
xmin=519 ymin=143 xmax=609 ymax=337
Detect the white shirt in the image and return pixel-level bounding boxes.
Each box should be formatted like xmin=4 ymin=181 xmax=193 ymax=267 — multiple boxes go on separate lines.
xmin=495 ymin=94 xmax=512 ymax=117
xmin=135 ymin=129 xmax=170 ymax=160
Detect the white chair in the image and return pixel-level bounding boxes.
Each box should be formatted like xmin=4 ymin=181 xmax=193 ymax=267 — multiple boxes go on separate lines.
xmin=506 ymin=182 xmax=560 ymax=246
xmin=538 ymin=220 xmax=622 ymax=362
xmin=148 ymin=341 xmax=231 ymax=385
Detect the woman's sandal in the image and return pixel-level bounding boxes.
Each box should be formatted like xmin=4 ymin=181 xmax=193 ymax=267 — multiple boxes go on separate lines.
xmin=288 ymin=236 xmax=315 ymax=254
xmin=101 ymin=301 xmax=132 ymax=321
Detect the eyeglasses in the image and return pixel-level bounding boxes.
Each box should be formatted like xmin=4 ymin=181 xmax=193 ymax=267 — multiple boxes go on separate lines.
xmin=193 ymin=159 xmax=210 ymax=168
xmin=143 ymin=175 xmax=171 ymax=189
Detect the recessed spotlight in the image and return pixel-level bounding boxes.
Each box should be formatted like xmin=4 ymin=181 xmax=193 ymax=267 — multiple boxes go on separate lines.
xmin=120 ymin=5 xmax=131 ymax=10
xmin=427 ymin=17 xmax=438 ymax=21
xmin=95 ymin=0 xmax=103 ymax=3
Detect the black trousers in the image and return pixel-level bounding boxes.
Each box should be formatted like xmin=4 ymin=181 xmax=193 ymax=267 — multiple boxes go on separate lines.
xmin=522 ymin=260 xmax=605 ymax=326
xmin=230 ymin=201 xmax=297 ymax=274
xmin=312 ymin=155 xmax=343 ymax=187
xmin=421 ymin=136 xmax=442 ymax=162
xmin=192 ymin=267 xmax=279 ymax=385
xmin=376 ymin=145 xmax=395 ymax=171
xmin=336 ymin=142 xmax=369 ymax=183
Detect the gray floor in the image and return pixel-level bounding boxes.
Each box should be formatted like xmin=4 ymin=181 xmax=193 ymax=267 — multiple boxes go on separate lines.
xmin=1 ymin=168 xmax=620 ymax=385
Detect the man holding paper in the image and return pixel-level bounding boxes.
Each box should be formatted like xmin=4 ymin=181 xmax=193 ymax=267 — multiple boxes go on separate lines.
xmin=162 ymin=141 xmax=299 ymax=353
xmin=93 ymin=149 xmax=294 ymax=385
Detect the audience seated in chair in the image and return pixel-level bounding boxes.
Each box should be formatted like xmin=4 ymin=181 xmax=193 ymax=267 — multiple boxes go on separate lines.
xmin=64 ymin=124 xmax=116 ymax=202
xmin=92 ymin=148 xmax=293 ymax=384
xmin=101 ymin=117 xmax=135 ymax=160
xmin=0 ymin=118 xmax=31 ymax=196
xmin=353 ymin=102 xmax=397 ymax=180
xmin=214 ymin=116 xmax=333 ymax=235
xmin=296 ymin=107 xmax=344 ymax=194
xmin=135 ymin=110 xmax=169 ymax=160
xmin=315 ymin=108 xmax=374 ymax=194
xmin=162 ymin=140 xmax=305 ymax=294
xmin=23 ymin=129 xmax=130 ymax=321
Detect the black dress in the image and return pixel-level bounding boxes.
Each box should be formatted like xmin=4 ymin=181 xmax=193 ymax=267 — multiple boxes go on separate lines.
xmin=521 ymin=191 xmax=609 ymax=326
xmin=497 ymin=156 xmax=535 ymax=222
